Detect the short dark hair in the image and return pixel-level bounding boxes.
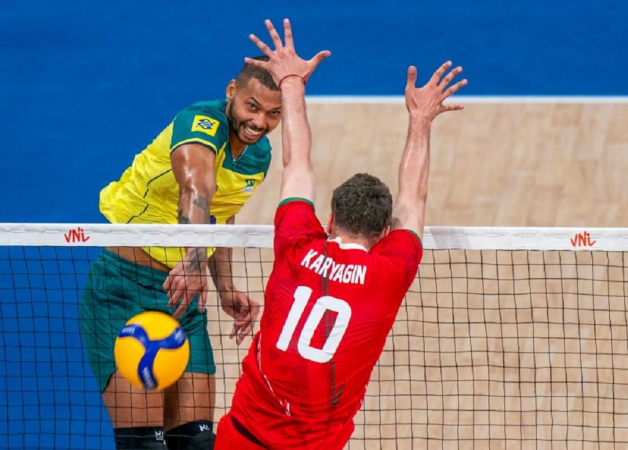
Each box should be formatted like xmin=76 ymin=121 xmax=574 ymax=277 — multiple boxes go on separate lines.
xmin=331 ymin=173 xmax=393 ymax=240
xmin=236 ymin=56 xmax=279 ymax=91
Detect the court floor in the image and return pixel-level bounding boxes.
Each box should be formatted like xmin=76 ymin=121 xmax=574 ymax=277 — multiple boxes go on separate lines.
xmin=239 ymin=101 xmax=628 ymax=228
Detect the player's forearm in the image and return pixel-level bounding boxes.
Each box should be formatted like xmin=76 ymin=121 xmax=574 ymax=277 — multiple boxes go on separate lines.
xmin=280 ymin=79 xmax=311 ymax=168
xmin=392 ymin=116 xmax=432 ymax=228
xmin=178 ymin=186 xmax=215 ymax=265
xmin=208 ymin=247 xmax=235 ymax=292
xmin=171 ymin=145 xmax=218 ymax=268
xmin=398 ymin=116 xmax=431 ymax=201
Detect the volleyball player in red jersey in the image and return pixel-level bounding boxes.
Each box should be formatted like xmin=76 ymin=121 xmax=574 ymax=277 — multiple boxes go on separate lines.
xmin=215 ymin=19 xmax=467 ymax=450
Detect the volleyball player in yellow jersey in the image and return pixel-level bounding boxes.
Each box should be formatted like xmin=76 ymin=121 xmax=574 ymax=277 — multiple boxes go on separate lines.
xmin=79 ymin=57 xmax=305 ymax=449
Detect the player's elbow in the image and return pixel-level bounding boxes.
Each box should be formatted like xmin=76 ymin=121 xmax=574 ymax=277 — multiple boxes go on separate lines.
xmin=285 ymin=160 xmax=314 ymax=178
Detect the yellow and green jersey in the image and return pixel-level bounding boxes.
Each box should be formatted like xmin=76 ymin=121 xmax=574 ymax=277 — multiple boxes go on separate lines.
xmin=100 ymin=99 xmax=271 ymax=268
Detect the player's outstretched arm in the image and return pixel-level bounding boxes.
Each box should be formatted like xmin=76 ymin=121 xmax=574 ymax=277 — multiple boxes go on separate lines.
xmin=163 ymin=144 xmax=216 ymax=319
xmin=392 ymin=62 xmax=467 ymax=239
xmin=245 ymin=19 xmax=331 ymax=202
xmin=208 ymin=216 xmax=260 ymax=345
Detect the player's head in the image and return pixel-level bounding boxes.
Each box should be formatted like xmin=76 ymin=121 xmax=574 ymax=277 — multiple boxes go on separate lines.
xmin=226 ymin=56 xmax=282 ymax=145
xmin=328 ymin=173 xmax=393 ymax=246
xmin=234 ymin=56 xmax=279 ymax=91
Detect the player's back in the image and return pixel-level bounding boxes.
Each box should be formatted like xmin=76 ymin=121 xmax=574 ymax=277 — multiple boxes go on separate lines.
xmin=231 ymin=199 xmax=422 ymax=449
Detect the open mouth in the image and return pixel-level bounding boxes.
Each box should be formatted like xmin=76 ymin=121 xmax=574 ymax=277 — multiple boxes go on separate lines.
xmin=242 ymin=124 xmax=264 ymax=140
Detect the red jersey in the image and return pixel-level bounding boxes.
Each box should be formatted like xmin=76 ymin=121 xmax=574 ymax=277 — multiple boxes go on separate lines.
xmin=229 ymin=199 xmax=422 ymax=449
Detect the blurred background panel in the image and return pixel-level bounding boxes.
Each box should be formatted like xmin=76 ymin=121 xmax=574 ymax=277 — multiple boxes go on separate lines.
xmin=1 ymin=0 xmax=626 ymax=224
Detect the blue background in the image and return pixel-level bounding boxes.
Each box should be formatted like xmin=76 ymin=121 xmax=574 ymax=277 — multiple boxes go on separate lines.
xmin=1 ymin=0 xmax=627 ymax=223
xmin=0 ymin=1 xmax=626 ymax=448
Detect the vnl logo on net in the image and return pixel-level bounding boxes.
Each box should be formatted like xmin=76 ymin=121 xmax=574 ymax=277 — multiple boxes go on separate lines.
xmin=570 ymin=231 xmax=596 ymax=248
xmin=64 ymin=226 xmax=91 ymax=243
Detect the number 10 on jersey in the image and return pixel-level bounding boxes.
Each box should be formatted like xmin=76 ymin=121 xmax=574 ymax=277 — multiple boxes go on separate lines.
xmin=276 ymin=286 xmax=352 ymax=363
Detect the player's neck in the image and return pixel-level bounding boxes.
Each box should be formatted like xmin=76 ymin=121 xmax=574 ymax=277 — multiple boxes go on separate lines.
xmin=229 ymin=134 xmax=247 ymax=159
xmin=329 ymin=230 xmax=376 ymax=251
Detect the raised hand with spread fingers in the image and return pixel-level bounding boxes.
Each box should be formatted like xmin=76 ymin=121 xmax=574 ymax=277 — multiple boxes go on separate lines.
xmin=393 ymin=61 xmax=468 ymax=238
xmin=244 ymin=19 xmax=331 ymax=90
xmin=246 ymin=19 xmax=332 ymax=203
xmin=405 ymin=61 xmax=468 ymax=120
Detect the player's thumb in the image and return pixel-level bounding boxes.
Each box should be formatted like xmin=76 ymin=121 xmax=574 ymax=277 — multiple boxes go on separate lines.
xmin=406 ymin=66 xmax=418 ymax=89
xmin=311 ymin=50 xmax=332 ymax=67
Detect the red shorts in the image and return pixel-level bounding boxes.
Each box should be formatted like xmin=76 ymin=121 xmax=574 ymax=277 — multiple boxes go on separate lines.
xmin=215 ymin=413 xmax=267 ymax=450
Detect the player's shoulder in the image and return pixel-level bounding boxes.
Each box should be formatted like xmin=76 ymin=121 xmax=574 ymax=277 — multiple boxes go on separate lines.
xmin=178 ymin=100 xmax=228 ymax=120
xmin=176 ymin=100 xmax=230 ymax=133
xmin=368 ymin=230 xmax=422 ymax=286
xmin=371 ymin=229 xmax=422 ymax=262
xmin=274 ymin=198 xmax=322 ymax=239
xmin=277 ymin=197 xmax=315 ymax=213
xmin=382 ymin=229 xmax=422 ymax=246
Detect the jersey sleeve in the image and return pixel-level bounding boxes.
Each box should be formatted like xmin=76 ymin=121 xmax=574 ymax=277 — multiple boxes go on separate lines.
xmin=170 ymin=108 xmax=229 ymax=154
xmin=274 ymin=198 xmax=326 ymax=260
xmin=372 ymin=229 xmax=423 ymax=288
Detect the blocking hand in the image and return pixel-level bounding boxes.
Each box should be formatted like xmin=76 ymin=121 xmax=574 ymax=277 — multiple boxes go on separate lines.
xmin=405 ymin=61 xmax=468 ymax=121
xmin=245 ymin=19 xmax=331 ymax=87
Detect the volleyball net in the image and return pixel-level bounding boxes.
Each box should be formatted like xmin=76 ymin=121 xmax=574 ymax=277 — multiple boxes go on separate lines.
xmin=1 ymin=224 xmax=628 ymax=449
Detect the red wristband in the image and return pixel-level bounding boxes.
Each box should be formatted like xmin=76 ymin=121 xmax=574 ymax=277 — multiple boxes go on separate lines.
xmin=278 ymin=74 xmax=306 ymax=89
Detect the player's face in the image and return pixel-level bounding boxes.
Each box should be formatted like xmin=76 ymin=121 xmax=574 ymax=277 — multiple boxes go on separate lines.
xmin=226 ymin=78 xmax=282 ymax=145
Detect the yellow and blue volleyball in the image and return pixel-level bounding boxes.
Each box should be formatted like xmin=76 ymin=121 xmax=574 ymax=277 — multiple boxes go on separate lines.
xmin=114 ymin=311 xmax=190 ymax=390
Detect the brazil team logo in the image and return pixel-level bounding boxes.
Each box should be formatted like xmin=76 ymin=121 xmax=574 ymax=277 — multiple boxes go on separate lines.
xmin=191 ymin=115 xmax=219 ymax=137
xmin=244 ymin=179 xmax=256 ymax=193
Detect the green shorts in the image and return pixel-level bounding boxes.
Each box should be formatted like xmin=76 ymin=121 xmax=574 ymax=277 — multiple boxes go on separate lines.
xmin=79 ymin=249 xmax=216 ymax=392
